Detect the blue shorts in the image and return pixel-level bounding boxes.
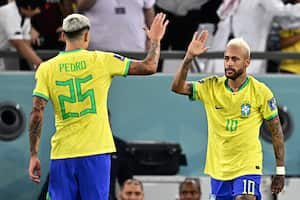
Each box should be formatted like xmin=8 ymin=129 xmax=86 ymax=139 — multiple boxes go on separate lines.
xmin=48 ymin=154 xmax=111 ymax=200
xmin=210 ymin=175 xmax=261 ymax=200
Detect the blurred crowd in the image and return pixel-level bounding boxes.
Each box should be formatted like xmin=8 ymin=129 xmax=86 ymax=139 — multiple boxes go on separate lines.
xmin=1 ymin=0 xmax=300 ymax=74
xmin=115 ymin=177 xmax=201 ymax=200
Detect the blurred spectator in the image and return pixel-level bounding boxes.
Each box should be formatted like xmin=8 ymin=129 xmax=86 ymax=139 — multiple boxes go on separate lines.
xmin=31 ymin=0 xmax=75 ymax=50
xmin=77 ymin=0 xmax=155 ymax=52
xmin=206 ymin=0 xmax=300 ymax=74
xmin=118 ymin=179 xmax=144 ymax=200
xmin=179 ymin=178 xmax=202 ymax=200
xmin=0 ymin=0 xmax=44 ymax=70
xmin=265 ymin=18 xmax=281 ymax=73
xmin=276 ymin=0 xmax=300 ymax=74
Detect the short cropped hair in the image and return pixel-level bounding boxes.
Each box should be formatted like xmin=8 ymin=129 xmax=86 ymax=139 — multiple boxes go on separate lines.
xmin=62 ymin=14 xmax=90 ymax=40
xmin=121 ymin=179 xmax=144 ymax=191
xmin=64 ymin=27 xmax=90 ymax=40
xmin=179 ymin=177 xmax=201 ymax=193
xmin=226 ymin=38 xmax=251 ymax=58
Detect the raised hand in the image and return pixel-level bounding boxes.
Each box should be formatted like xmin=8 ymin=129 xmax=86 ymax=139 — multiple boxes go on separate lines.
xmin=187 ymin=31 xmax=209 ymax=58
xmin=144 ymin=13 xmax=169 ymax=42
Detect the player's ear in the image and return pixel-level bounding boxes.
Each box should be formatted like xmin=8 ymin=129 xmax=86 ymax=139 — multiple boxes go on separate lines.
xmin=245 ymin=58 xmax=250 ymax=68
xmin=61 ymin=32 xmax=67 ymax=42
xmin=84 ymin=31 xmax=89 ymax=42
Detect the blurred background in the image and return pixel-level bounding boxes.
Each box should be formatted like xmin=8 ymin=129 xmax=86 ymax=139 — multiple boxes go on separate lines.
xmin=1 ymin=0 xmax=300 ymax=199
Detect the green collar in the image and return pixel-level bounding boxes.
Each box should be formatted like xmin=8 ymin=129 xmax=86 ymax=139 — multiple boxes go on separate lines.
xmin=59 ymin=48 xmax=83 ymax=54
xmin=225 ymin=77 xmax=250 ymax=92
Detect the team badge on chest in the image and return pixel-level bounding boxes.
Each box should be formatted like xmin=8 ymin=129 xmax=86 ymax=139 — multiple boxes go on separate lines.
xmin=241 ymin=103 xmax=251 ymax=118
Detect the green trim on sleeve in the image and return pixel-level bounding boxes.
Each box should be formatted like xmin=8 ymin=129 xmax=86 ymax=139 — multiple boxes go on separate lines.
xmin=123 ymin=59 xmax=131 ymax=76
xmin=188 ymin=82 xmax=196 ymax=101
xmin=264 ymin=111 xmax=278 ymax=121
xmin=33 ymin=92 xmax=49 ymax=101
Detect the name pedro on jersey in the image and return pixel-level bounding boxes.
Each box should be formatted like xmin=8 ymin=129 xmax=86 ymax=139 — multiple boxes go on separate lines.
xmin=59 ymin=61 xmax=86 ymax=72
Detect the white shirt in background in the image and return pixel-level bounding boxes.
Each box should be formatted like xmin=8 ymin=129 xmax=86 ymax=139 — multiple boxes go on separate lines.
xmin=156 ymin=0 xmax=208 ymax=16
xmin=0 ymin=1 xmax=31 ymax=70
xmin=207 ymin=0 xmax=300 ymax=74
xmin=83 ymin=0 xmax=155 ymax=52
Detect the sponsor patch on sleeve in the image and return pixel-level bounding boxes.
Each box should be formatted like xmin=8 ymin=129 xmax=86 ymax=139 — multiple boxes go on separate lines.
xmin=197 ymin=79 xmax=205 ymax=84
xmin=113 ymin=53 xmax=125 ymax=61
xmin=268 ymin=97 xmax=277 ymax=111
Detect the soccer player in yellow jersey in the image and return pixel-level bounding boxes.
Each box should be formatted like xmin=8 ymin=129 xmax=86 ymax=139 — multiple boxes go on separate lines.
xmin=171 ymin=31 xmax=285 ymax=200
xmin=28 ymin=13 xmax=168 ymax=200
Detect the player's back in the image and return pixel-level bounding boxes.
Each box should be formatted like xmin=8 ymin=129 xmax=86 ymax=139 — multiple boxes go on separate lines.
xmin=46 ymin=49 xmax=109 ymax=126
xmin=34 ymin=49 xmax=128 ymax=159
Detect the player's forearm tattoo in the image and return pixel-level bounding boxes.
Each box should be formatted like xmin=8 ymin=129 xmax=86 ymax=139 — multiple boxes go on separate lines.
xmin=130 ymin=41 xmax=160 ymax=74
xmin=178 ymin=55 xmax=193 ymax=82
xmin=29 ymin=97 xmax=47 ymax=156
xmin=144 ymin=40 xmax=160 ymax=65
xmin=182 ymin=56 xmax=193 ymax=69
xmin=171 ymin=55 xmax=194 ymax=95
xmin=267 ymin=116 xmax=285 ymax=166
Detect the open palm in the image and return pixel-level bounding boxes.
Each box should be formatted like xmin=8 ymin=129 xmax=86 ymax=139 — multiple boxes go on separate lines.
xmin=187 ymin=31 xmax=209 ymax=57
xmin=145 ymin=13 xmax=169 ymax=42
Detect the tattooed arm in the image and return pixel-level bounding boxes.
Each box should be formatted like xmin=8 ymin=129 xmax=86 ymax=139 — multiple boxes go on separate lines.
xmin=129 ymin=40 xmax=161 ymax=75
xmin=28 ymin=96 xmax=47 ymax=183
xmin=266 ymin=115 xmax=285 ymax=194
xmin=171 ymin=54 xmax=194 ymax=95
xmin=171 ymin=31 xmax=209 ymax=95
xmin=128 ymin=13 xmax=168 ymax=75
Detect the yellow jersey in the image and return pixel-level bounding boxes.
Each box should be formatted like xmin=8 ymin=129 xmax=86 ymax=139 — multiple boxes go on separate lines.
xmin=33 ymin=49 xmax=131 ymax=159
xmin=190 ymin=76 xmax=278 ymax=180
xmin=279 ymin=27 xmax=300 ymax=74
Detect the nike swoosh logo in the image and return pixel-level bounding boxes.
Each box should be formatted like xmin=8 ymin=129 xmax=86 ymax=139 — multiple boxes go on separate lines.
xmin=215 ymin=106 xmax=224 ymax=109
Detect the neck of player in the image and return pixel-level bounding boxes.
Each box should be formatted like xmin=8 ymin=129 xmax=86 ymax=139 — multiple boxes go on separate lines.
xmin=228 ymin=73 xmax=247 ymax=92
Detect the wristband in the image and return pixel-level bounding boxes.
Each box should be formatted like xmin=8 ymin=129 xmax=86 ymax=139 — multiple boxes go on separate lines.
xmin=276 ymin=166 xmax=285 ymax=175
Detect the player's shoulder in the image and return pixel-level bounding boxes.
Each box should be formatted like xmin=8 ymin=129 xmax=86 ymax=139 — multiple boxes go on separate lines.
xmin=37 ymin=59 xmax=52 ymax=72
xmin=249 ymin=76 xmax=272 ymax=91
xmin=91 ymin=50 xmax=117 ymax=60
xmin=196 ymin=75 xmax=224 ymax=84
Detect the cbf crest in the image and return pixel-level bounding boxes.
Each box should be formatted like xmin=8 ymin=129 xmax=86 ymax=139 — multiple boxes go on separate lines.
xmin=241 ymin=103 xmax=251 ymax=118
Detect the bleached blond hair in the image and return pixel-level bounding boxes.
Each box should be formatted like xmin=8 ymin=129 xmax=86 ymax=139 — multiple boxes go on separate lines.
xmin=226 ymin=38 xmax=251 ymax=58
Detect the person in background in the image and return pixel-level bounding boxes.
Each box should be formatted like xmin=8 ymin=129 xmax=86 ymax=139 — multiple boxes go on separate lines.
xmin=277 ymin=0 xmax=300 ymax=74
xmin=0 ymin=0 xmax=44 ymax=70
xmin=206 ymin=0 xmax=300 ymax=74
xmin=28 ymin=13 xmax=168 ymax=200
xmin=179 ymin=177 xmax=202 ymax=200
xmin=31 ymin=0 xmax=75 ymax=51
xmin=77 ymin=0 xmax=155 ymax=52
xmin=118 ymin=179 xmax=144 ymax=200
xmin=171 ymin=31 xmax=285 ymax=199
